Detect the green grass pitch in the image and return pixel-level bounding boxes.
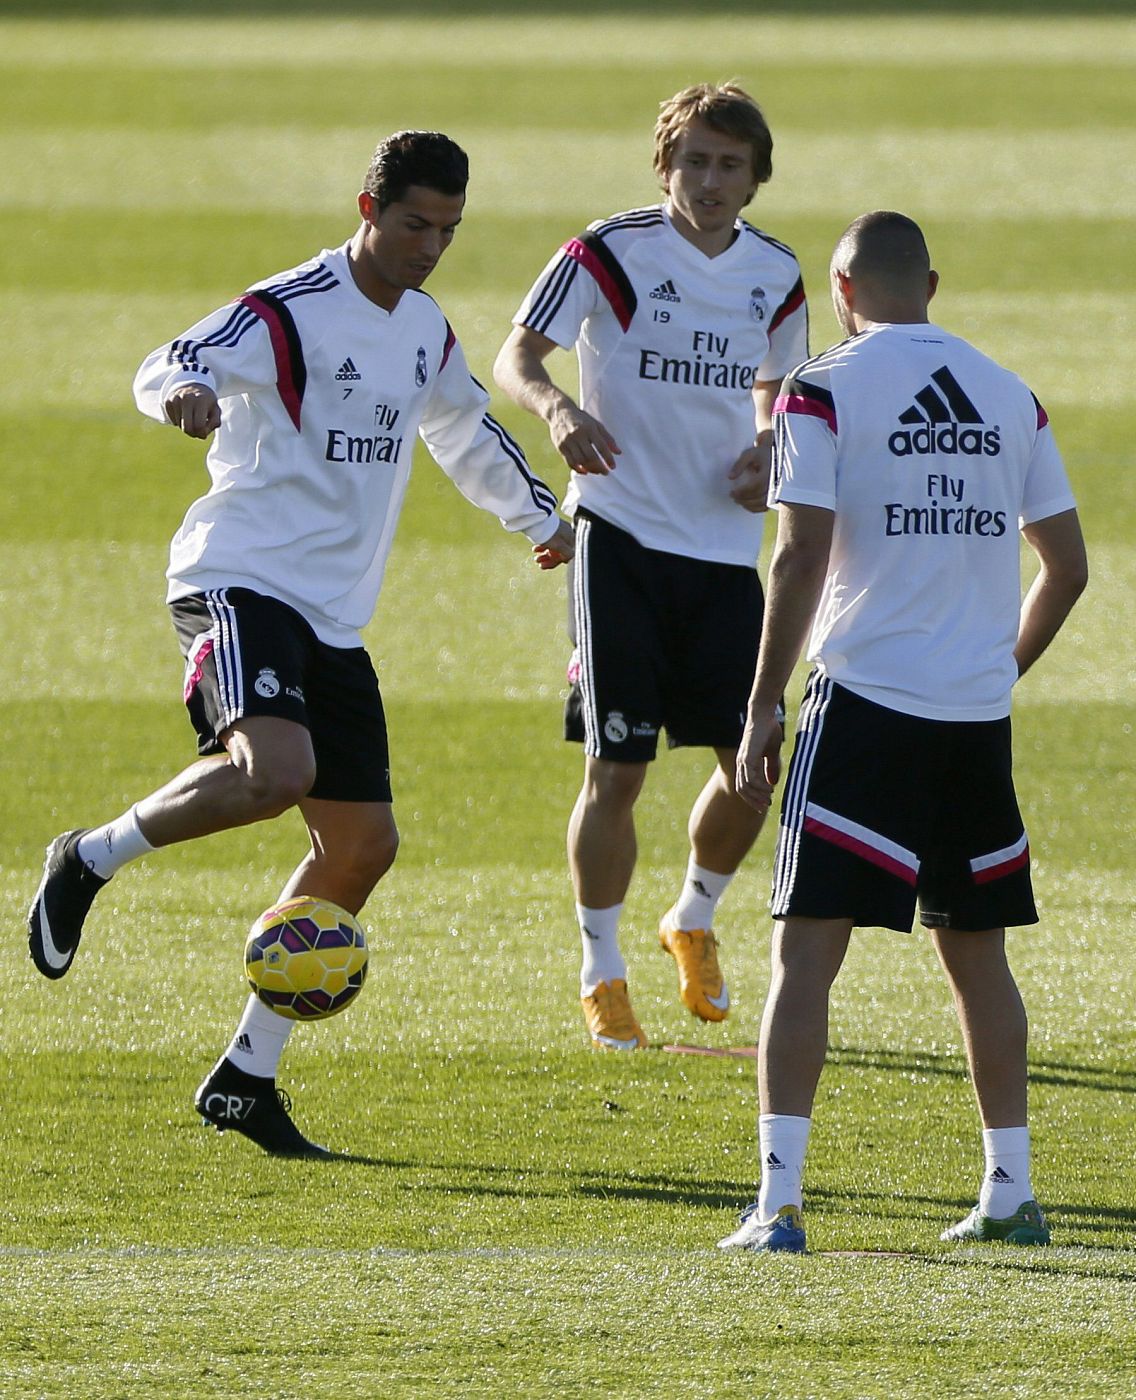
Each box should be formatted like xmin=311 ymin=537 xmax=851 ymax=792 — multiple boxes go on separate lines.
xmin=1 ymin=7 xmax=1134 ymax=1397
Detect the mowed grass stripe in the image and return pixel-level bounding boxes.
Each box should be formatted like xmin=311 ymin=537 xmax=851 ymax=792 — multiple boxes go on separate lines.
xmin=3 ymin=1242 xmax=1135 ymax=1273
xmin=2 ymin=537 xmax=1130 ymax=704
xmin=3 ymin=211 xmax=1134 ymax=298
xmin=4 ymin=287 xmax=1135 ymax=416
xmin=4 ymin=857 xmax=1128 ymax=1055
xmin=2 ymin=128 xmax=1135 ymax=220
xmin=1 ymin=15 xmax=1134 ymax=69
xmin=4 ymin=63 xmax=1134 ymax=134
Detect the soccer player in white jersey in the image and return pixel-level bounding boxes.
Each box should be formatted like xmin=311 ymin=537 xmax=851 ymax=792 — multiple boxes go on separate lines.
xmin=718 ymin=211 xmax=1087 ymax=1253
xmin=494 ymin=84 xmax=807 ymax=1050
xmin=27 ymin=130 xmax=573 ymax=1157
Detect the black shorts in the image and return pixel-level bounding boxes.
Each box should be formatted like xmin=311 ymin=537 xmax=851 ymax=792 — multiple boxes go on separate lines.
xmin=773 ymin=672 xmax=1037 ymax=933
xmin=169 ymin=587 xmax=392 ymax=804
xmin=565 ymin=510 xmax=763 ymax=762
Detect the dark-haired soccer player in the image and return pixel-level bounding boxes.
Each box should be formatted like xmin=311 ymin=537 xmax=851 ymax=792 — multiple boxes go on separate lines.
xmin=28 ymin=130 xmax=573 ymax=1156
xmin=494 ymin=84 xmax=806 ymax=1050
xmin=719 ymin=211 xmax=1087 ymax=1252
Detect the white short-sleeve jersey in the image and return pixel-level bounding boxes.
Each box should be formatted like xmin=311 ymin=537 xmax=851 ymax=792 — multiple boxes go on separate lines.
xmin=513 ymin=205 xmax=807 ymax=565
xmin=771 ymin=322 xmax=1076 ymax=721
xmin=135 ymin=243 xmax=559 ymax=647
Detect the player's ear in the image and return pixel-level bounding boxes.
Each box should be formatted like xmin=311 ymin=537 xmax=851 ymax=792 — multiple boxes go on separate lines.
xmin=358 ymin=191 xmax=375 ymax=225
xmin=927 ymin=269 xmax=940 ymax=303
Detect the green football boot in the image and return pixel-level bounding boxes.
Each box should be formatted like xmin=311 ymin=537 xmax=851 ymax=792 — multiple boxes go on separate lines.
xmin=941 ymin=1199 xmax=1051 ymax=1246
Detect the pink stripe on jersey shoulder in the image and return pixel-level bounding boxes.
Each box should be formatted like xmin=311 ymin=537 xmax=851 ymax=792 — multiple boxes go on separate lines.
xmin=769 ymin=279 xmax=805 ymax=332
xmin=239 ymin=293 xmax=303 ymax=431
xmin=1036 ymin=402 xmax=1049 ymax=429
xmin=440 ymin=321 xmax=456 ymax=372
xmin=775 ymin=392 xmax=837 ymax=434
xmin=563 ymin=237 xmax=633 ymax=331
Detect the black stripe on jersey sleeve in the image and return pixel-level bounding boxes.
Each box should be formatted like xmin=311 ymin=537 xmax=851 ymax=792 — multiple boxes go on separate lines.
xmin=525 ymin=253 xmax=579 ymax=336
xmin=741 ymin=223 xmax=797 ymax=259
xmin=483 ymin=413 xmax=558 ymax=516
xmin=780 ymin=374 xmax=835 ymax=414
xmin=591 ymin=207 xmax=665 ymax=237
xmin=578 ymin=231 xmax=638 ymax=325
xmin=274 ymin=272 xmax=340 ymax=304
xmin=769 ymin=276 xmax=806 ymax=334
xmin=168 ymin=303 xmax=259 ymax=373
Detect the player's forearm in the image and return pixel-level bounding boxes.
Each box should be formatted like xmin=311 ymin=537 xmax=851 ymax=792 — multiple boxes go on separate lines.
xmin=752 ymin=378 xmax=781 ymax=436
xmin=747 ymin=537 xmax=828 ymax=712
xmin=1014 ymin=563 xmax=1087 ymax=678
xmin=1015 ymin=508 xmax=1088 ymax=678
xmin=492 ymin=340 xmax=578 ymax=427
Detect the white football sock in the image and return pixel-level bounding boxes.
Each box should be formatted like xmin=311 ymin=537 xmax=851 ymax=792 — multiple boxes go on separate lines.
xmin=672 ymin=859 xmax=735 ymax=930
xmin=577 ymin=903 xmax=626 ymax=997
xmin=225 ymin=994 xmax=295 ymax=1079
xmin=757 ymin=1113 xmax=812 ymax=1221
xmin=979 ymin=1125 xmax=1034 ymax=1217
xmin=76 ymin=805 xmax=155 ymax=879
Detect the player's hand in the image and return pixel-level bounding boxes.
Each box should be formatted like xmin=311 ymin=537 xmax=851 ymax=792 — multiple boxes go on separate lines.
xmin=728 ymin=431 xmax=773 ymax=512
xmin=165 ymin=384 xmax=221 ymax=439
xmin=550 ymin=406 xmax=620 ymax=475
xmin=735 ymin=710 xmax=783 ymax=812
xmin=533 ymin=518 xmax=575 ymax=570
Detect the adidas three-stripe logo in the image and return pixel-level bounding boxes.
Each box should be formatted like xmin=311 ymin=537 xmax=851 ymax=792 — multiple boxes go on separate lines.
xmin=898 ymin=366 xmax=982 ymax=426
xmin=888 ymin=365 xmax=1001 ymax=457
xmin=335 ymin=357 xmax=362 ymax=381
xmin=649 ymin=279 xmax=681 ymax=303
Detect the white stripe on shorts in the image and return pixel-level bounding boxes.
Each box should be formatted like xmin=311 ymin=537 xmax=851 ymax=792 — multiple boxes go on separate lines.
xmin=572 ymin=517 xmax=600 ymax=756
xmin=803 ymin=802 xmax=920 ymax=885
xmin=772 ymin=672 xmax=835 ymax=914
xmin=203 ymin=588 xmax=243 ymax=730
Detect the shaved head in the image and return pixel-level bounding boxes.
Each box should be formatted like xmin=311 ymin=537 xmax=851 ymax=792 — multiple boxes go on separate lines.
xmin=830 ymin=211 xmax=936 ymax=334
xmin=832 ymin=211 xmax=930 ymax=293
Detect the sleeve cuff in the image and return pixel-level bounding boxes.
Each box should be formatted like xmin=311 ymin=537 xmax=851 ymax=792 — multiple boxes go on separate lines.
xmin=522 ymin=513 xmax=562 ymax=546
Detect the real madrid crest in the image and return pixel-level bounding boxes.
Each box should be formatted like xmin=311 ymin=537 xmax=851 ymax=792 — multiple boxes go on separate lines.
xmin=749 ymin=286 xmax=768 ymax=323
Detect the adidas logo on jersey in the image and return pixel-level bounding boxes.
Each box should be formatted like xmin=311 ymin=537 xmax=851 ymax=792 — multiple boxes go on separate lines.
xmin=334 ymin=357 xmax=362 ymax=382
xmin=888 ymin=366 xmax=1000 ymax=457
xmin=649 ymin=279 xmax=681 ymax=303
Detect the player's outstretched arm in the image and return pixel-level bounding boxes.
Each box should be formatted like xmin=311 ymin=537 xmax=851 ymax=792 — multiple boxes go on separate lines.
xmin=493 ymin=326 xmax=619 ymax=475
xmin=164 ymin=383 xmax=222 ymax=439
xmin=1015 ymin=508 xmax=1088 ymax=679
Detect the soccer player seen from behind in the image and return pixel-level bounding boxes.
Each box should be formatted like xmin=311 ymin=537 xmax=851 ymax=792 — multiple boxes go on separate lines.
xmin=718 ymin=212 xmax=1087 ymax=1253
xmin=494 ymin=83 xmax=807 ymax=1050
xmin=27 ymin=130 xmax=573 ymax=1157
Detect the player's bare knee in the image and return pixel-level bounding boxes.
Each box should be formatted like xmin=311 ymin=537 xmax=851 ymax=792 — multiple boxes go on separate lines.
xmin=334 ymin=828 xmax=398 ymax=904
xmin=243 ymin=761 xmax=317 ymax=819
xmin=367 ymin=822 xmax=399 ymax=883
xmin=583 ymin=758 xmax=646 ymax=814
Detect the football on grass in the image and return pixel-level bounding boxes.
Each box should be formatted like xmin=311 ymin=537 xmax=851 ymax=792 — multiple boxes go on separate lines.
xmin=245 ymin=896 xmax=369 ymax=1021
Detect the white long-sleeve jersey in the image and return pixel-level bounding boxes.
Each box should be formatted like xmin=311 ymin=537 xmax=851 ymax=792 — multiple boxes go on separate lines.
xmin=135 ymin=242 xmax=560 ymax=646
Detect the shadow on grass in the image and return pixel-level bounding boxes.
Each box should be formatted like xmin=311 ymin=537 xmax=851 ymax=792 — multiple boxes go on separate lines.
xmin=828 ymin=1045 xmax=1136 ymax=1096
xmin=921 ymin=1249 xmax=1136 ymax=1285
